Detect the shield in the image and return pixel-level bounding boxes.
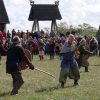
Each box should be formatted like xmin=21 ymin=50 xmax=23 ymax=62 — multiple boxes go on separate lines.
xmin=20 ymin=49 xmax=32 ymax=70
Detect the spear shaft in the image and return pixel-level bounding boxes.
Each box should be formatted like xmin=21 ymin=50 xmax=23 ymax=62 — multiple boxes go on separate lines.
xmin=34 ymin=68 xmax=55 ymax=78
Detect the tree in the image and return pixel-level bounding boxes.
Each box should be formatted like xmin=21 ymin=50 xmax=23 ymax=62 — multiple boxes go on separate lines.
xmin=96 ymin=25 xmax=100 ymax=39
xmin=76 ymin=23 xmax=97 ymax=35
xmin=57 ymin=22 xmax=69 ymax=34
xmin=43 ymin=27 xmax=50 ymax=34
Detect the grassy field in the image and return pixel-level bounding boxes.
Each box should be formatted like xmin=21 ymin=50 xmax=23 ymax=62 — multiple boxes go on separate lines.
xmin=0 ymin=55 xmax=100 ymax=100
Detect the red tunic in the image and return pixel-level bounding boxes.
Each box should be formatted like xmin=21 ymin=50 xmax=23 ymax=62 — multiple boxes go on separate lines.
xmin=0 ymin=33 xmax=3 ymax=40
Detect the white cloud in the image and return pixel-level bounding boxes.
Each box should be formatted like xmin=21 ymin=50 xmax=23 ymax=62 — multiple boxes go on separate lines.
xmin=3 ymin=0 xmax=100 ymax=32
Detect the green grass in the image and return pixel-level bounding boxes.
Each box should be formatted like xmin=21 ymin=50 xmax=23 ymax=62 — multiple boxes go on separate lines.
xmin=0 ymin=55 xmax=100 ymax=100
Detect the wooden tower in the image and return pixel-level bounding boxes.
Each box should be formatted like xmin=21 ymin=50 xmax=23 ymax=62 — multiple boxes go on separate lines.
xmin=28 ymin=1 xmax=62 ymax=36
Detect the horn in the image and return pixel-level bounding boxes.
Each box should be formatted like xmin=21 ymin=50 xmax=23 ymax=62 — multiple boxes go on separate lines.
xmin=20 ymin=49 xmax=32 ymax=70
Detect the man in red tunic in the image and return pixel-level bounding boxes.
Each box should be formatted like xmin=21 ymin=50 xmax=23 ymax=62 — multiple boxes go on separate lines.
xmin=0 ymin=31 xmax=4 ymax=41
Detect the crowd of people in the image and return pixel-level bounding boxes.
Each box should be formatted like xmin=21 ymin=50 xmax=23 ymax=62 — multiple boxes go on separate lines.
xmin=0 ymin=29 xmax=100 ymax=95
xmin=0 ymin=29 xmax=99 ymax=60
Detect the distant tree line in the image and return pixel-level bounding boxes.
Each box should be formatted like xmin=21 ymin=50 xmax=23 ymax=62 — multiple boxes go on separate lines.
xmin=57 ymin=22 xmax=98 ymax=36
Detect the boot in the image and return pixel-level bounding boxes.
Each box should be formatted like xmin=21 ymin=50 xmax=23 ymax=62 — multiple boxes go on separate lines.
xmin=10 ymin=90 xmax=18 ymax=95
xmin=42 ymin=55 xmax=44 ymax=60
xmin=73 ymin=80 xmax=79 ymax=86
xmin=61 ymin=82 xmax=65 ymax=88
xmin=39 ymin=55 xmax=41 ymax=60
xmin=85 ymin=67 xmax=89 ymax=72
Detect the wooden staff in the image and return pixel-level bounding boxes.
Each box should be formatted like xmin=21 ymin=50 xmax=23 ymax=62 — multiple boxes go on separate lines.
xmin=34 ymin=67 xmax=55 ymax=78
xmin=20 ymin=49 xmax=55 ymax=78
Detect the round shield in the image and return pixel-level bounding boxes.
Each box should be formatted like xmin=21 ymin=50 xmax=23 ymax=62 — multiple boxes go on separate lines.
xmin=20 ymin=49 xmax=32 ymax=70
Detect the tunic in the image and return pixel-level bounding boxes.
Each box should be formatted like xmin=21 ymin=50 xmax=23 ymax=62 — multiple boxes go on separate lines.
xmin=6 ymin=43 xmax=25 ymax=73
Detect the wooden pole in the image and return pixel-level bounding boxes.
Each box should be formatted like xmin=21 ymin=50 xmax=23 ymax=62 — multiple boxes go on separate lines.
xmin=34 ymin=67 xmax=55 ymax=78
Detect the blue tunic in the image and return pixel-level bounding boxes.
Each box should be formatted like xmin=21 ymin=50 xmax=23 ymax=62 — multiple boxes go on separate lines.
xmin=61 ymin=51 xmax=78 ymax=68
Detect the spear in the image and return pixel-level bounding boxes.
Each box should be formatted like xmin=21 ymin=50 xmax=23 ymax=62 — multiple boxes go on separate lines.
xmin=34 ymin=67 xmax=55 ymax=78
xmin=22 ymin=49 xmax=55 ymax=78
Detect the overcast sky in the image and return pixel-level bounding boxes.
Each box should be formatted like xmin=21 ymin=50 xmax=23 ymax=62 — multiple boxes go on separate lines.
xmin=3 ymin=0 xmax=100 ymax=32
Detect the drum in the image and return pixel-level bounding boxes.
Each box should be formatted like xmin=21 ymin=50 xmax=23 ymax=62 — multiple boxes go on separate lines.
xmin=20 ymin=49 xmax=32 ymax=70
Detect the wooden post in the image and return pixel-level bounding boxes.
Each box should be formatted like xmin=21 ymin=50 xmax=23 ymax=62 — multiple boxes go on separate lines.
xmin=31 ymin=19 xmax=40 ymax=33
xmin=51 ymin=20 xmax=58 ymax=36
